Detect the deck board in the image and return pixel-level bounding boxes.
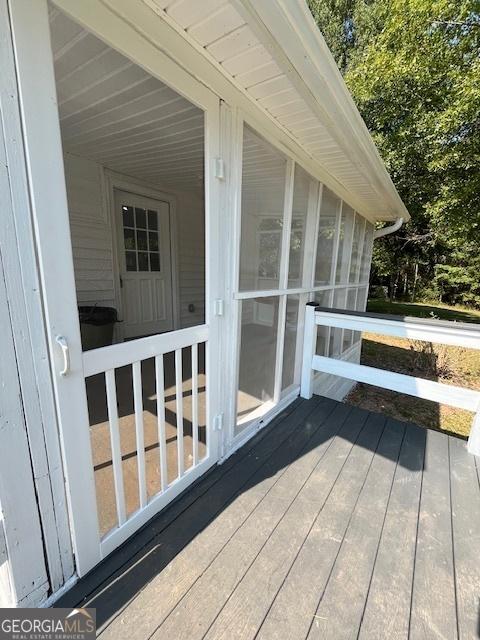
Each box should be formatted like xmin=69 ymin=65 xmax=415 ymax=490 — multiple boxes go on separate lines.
xmin=449 ymin=436 xmax=480 ymax=640
xmin=358 ymin=422 xmax=425 ymax=640
xmin=410 ymin=428 xmax=458 ymax=640
xmin=56 ymin=397 xmax=479 ymax=640
xmin=307 ymin=418 xmax=405 ymax=640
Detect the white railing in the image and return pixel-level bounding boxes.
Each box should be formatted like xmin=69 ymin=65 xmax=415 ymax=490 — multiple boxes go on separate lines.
xmin=301 ymin=304 xmax=480 ymax=456
xmin=82 ymin=324 xmax=208 ymax=551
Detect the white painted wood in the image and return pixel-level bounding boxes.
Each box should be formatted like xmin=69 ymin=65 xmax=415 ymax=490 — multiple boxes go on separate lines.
xmin=105 ymin=369 xmax=127 ymax=525
xmin=0 ymin=1 xmax=74 ymax=593
xmin=83 ymin=324 xmax=208 ymax=376
xmin=9 ymin=0 xmax=102 ymax=576
xmin=132 ymin=361 xmax=148 ymax=508
xmin=192 ymin=343 xmax=199 ymax=465
xmin=314 ymin=310 xmax=480 ymax=350
xmin=273 ymin=158 xmax=294 ymax=403
xmin=300 ymin=304 xmax=317 ymax=399
xmin=312 ymin=356 xmax=480 ymax=412
xmin=467 ymin=405 xmax=480 ymax=456
xmin=155 ymin=355 xmax=169 ymax=491
xmin=0 ymin=254 xmax=49 ymax=606
xmin=64 ymin=154 xmax=116 ymax=306
xmin=175 ymin=349 xmax=185 ymax=478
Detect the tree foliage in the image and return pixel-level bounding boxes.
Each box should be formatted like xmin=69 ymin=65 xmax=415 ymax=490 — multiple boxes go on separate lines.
xmin=308 ymin=0 xmax=480 ymax=307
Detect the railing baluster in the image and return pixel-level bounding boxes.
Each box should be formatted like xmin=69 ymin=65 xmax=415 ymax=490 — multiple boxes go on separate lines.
xmin=175 ymin=348 xmax=184 ymax=478
xmin=155 ymin=354 xmax=168 ymax=492
xmin=301 ymin=303 xmax=317 ymax=399
xmin=105 ymin=369 xmax=126 ymax=526
xmin=191 ymin=343 xmax=199 ymax=466
xmin=132 ymin=361 xmax=147 ymax=508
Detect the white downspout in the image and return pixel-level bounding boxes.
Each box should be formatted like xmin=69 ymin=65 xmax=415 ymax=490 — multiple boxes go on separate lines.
xmin=373 ymin=217 xmax=404 ymax=239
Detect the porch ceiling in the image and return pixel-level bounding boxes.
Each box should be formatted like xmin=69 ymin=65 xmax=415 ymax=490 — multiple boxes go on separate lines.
xmin=49 ymin=6 xmax=204 ymax=193
xmin=142 ymin=0 xmax=409 ymax=222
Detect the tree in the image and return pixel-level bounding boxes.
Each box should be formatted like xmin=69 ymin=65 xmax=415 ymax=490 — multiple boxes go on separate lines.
xmin=308 ymin=0 xmax=480 ymax=307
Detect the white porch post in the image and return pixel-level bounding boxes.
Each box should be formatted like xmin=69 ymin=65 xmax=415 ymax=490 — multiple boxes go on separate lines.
xmin=300 ymin=303 xmax=317 ymax=399
xmin=467 ymin=404 xmax=480 ymax=457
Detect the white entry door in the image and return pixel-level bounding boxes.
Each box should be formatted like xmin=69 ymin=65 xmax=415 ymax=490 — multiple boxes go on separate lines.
xmin=115 ymin=190 xmax=174 ymax=338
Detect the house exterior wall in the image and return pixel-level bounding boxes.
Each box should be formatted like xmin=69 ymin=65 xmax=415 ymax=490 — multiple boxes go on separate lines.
xmin=64 ymin=153 xmax=206 ymax=329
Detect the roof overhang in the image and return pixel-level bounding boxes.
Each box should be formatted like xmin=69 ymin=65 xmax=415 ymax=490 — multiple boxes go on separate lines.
xmin=53 ymin=0 xmax=409 ymax=222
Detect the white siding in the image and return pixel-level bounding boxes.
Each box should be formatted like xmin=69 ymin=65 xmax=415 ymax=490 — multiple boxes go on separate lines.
xmin=64 ymin=153 xmax=205 ymax=328
xmin=176 ymin=190 xmax=205 ymax=327
xmin=64 ymin=153 xmax=116 ymax=307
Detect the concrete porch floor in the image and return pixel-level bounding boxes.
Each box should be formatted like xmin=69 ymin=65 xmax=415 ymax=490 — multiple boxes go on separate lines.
xmin=58 ymin=396 xmax=480 ymax=639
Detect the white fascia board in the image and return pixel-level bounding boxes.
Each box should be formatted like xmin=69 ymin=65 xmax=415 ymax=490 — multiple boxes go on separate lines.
xmin=235 ymin=0 xmax=410 ymax=222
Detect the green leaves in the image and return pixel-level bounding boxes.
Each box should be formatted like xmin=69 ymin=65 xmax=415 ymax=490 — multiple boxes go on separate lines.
xmin=309 ymin=0 xmax=480 ymax=307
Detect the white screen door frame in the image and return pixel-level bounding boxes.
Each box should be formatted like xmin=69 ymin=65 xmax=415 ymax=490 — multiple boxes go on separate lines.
xmin=10 ymin=0 xmax=224 ymax=576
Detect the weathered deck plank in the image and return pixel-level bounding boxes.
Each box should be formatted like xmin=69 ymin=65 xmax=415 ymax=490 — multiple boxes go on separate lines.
xmin=58 ymin=397 xmax=477 ymax=640
xmin=254 ymin=411 xmax=386 ymax=640
xmin=307 ymin=418 xmax=405 ymax=640
xmin=410 ymin=428 xmax=458 ymax=640
xmin=449 ymin=436 xmax=480 ymax=640
xmin=358 ymin=422 xmax=425 ymax=640
xmin=203 ymin=407 xmax=370 ymax=640
xmin=151 ymin=402 xmax=353 ymax=640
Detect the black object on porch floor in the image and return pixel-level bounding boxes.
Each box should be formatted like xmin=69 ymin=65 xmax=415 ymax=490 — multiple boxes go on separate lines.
xmin=55 ymin=396 xmax=480 ymax=640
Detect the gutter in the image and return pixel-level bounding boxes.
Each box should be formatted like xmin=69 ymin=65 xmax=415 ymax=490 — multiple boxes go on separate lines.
xmin=373 ymin=217 xmax=404 ymax=239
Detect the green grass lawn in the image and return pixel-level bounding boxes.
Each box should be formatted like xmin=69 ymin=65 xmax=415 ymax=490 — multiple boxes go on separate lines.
xmin=345 ymin=300 xmax=480 ymax=438
xmin=367 ymin=299 xmax=480 ymax=324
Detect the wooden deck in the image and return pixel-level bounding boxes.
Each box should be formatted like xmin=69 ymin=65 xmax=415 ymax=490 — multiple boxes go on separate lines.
xmin=57 ymin=396 xmax=480 ymax=639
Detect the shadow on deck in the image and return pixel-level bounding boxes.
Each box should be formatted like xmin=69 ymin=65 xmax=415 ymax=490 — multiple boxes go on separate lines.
xmin=56 ymin=396 xmax=480 ymax=640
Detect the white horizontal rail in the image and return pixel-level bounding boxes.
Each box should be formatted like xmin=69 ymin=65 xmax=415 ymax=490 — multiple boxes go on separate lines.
xmin=301 ymin=305 xmax=480 ymax=456
xmin=312 ymin=355 xmax=480 ymax=412
xmin=83 ymin=325 xmax=208 ymax=377
xmin=314 ymin=310 xmax=480 ymax=350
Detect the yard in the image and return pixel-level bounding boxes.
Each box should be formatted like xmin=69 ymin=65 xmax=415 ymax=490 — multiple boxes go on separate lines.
xmin=346 ymin=300 xmax=480 ymax=438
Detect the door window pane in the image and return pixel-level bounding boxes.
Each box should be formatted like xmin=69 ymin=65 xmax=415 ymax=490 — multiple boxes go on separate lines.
xmin=150 ymin=252 xmax=160 ymax=271
xmin=236 ymin=296 xmax=279 ymax=433
xmin=288 ymin=166 xmax=314 ymax=288
xmin=314 ymin=187 xmax=339 ymax=285
xmin=135 ymin=207 xmax=147 ymax=229
xmin=137 ymin=230 xmax=148 ymax=251
xmin=124 ymin=228 xmax=135 ymax=250
xmin=239 ymin=126 xmax=287 ymax=292
xmin=282 ymin=295 xmax=300 ymax=390
xmin=125 ymin=251 xmax=137 ymax=271
xmin=335 ymin=204 xmax=354 ymax=284
xmin=147 ymin=209 xmax=158 ymax=230
xmin=138 ymin=252 xmax=149 ymax=271
xmin=349 ymin=214 xmax=366 ymax=283
xmin=123 ymin=205 xmax=134 ymax=227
